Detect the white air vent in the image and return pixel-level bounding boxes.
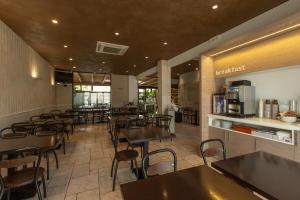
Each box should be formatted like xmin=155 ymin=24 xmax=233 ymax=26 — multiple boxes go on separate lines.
xmin=96 ymin=41 xmax=129 ymax=56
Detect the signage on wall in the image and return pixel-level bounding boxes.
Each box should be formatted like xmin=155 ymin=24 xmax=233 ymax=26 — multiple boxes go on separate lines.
xmin=215 ymin=65 xmax=246 ymax=76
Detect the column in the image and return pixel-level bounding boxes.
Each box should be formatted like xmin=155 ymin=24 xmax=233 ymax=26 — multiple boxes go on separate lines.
xmin=157 ymin=60 xmax=171 ymax=114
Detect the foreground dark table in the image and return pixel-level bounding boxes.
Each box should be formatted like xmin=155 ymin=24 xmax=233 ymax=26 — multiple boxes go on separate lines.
xmin=121 ymin=165 xmax=260 ymax=200
xmin=212 ymin=151 xmax=300 ymax=200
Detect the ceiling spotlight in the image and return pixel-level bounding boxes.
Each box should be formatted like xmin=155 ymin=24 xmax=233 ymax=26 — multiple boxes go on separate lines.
xmin=99 ymin=68 xmax=103 ymax=71
xmin=63 ymin=44 xmax=68 ymax=48
xmin=102 ymin=61 xmax=106 ymax=64
xmin=69 ymin=58 xmax=73 ymax=61
xmin=114 ymin=32 xmax=120 ymax=36
xmin=72 ymin=66 xmax=76 ymax=69
xmin=163 ymin=42 xmax=168 ymax=45
xmin=195 ymin=67 xmax=199 ymax=71
xmin=145 ymin=56 xmax=149 ymax=59
xmin=126 ymin=70 xmax=129 ymax=73
xmin=177 ymin=73 xmax=180 ymax=76
xmin=188 ymin=63 xmax=191 ymax=66
xmin=133 ymin=64 xmax=137 ymax=68
xmin=51 ymin=19 xmax=58 ymax=24
xmin=212 ymin=5 xmax=218 ymax=10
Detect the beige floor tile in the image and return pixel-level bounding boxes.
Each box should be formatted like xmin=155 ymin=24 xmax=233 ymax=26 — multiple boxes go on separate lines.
xmin=77 ymin=189 xmax=100 ymax=200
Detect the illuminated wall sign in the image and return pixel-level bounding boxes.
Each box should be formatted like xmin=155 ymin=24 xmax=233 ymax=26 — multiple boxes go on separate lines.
xmin=215 ymin=65 xmax=246 ymax=76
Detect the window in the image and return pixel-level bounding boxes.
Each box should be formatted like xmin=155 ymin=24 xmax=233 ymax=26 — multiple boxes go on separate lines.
xmin=81 ymin=85 xmax=92 ymax=91
xmin=138 ymin=87 xmax=157 ymax=104
xmin=93 ymin=85 xmax=111 ymax=92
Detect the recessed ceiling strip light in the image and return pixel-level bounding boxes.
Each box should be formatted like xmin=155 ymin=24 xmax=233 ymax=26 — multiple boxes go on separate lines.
xmin=210 ymin=23 xmax=300 ymax=57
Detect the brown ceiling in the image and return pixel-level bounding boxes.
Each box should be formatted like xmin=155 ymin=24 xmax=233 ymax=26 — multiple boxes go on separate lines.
xmin=171 ymin=60 xmax=199 ymax=78
xmin=73 ymin=72 xmax=111 ymax=85
xmin=0 ymin=0 xmax=287 ymax=74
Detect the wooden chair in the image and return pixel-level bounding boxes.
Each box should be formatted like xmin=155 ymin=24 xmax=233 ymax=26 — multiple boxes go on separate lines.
xmin=40 ymin=113 xmax=55 ymax=120
xmin=0 ymin=127 xmax=27 ymax=139
xmin=11 ymin=122 xmax=35 ymax=135
xmin=200 ymin=139 xmax=226 ymax=165
xmin=110 ymin=121 xmax=139 ymax=191
xmin=30 ymin=115 xmax=42 ymax=122
xmin=34 ymin=124 xmax=63 ymax=179
xmin=142 ymin=148 xmax=177 ymax=178
xmin=0 ymin=152 xmax=46 ymax=200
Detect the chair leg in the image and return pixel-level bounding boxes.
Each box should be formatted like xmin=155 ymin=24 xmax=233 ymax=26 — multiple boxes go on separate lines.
xmin=45 ymin=152 xmax=50 ymax=180
xmin=111 ymin=157 xmax=116 ymax=177
xmin=63 ymin=138 xmax=66 ymax=154
xmin=7 ymin=188 xmax=11 ymax=200
xmin=112 ymin=161 xmax=119 ymax=191
xmin=35 ymin=180 xmax=42 ymax=200
xmin=134 ymin=159 xmax=139 ymax=178
xmin=53 ymin=150 xmax=59 ymax=169
xmin=41 ymin=175 xmax=47 ymax=198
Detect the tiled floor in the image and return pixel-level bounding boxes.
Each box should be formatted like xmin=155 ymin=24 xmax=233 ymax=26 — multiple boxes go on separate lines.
xmin=29 ymin=123 xmax=203 ymax=200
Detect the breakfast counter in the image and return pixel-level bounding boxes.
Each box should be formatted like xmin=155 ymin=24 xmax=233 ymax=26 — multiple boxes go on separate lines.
xmin=208 ymin=114 xmax=300 ymax=145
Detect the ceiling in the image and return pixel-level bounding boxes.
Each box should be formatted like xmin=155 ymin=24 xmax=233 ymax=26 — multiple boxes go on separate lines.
xmin=171 ymin=60 xmax=199 ymax=78
xmin=73 ymin=72 xmax=111 ymax=85
xmin=0 ymin=0 xmax=287 ymax=74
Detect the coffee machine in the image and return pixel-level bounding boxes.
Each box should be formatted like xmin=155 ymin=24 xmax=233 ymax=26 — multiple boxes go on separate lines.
xmin=225 ymin=80 xmax=255 ymax=117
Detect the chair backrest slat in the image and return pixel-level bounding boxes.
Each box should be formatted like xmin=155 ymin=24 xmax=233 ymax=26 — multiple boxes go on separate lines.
xmin=200 ymin=139 xmax=226 ymax=165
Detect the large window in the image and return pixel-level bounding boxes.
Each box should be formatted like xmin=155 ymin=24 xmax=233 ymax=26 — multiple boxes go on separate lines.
xmin=73 ymin=85 xmax=111 ymax=108
xmin=138 ymin=87 xmax=157 ymax=104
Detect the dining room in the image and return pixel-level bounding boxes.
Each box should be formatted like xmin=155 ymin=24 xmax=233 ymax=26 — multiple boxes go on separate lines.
xmin=1 ymin=0 xmax=300 ymax=200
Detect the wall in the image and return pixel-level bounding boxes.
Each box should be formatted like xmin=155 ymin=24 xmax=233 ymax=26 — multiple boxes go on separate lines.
xmin=178 ymin=71 xmax=199 ymax=110
xmin=226 ymin=65 xmax=300 ymax=108
xmin=0 ymin=20 xmax=55 ymax=128
xmin=111 ymin=74 xmax=139 ymax=107
xmin=55 ymin=84 xmax=72 ymax=110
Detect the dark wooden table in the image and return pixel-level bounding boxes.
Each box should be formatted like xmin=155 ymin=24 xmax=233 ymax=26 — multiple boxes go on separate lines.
xmin=121 ymin=127 xmax=172 ymax=178
xmin=121 ymin=165 xmax=260 ymax=200
xmin=0 ymin=135 xmax=63 ymax=199
xmin=212 ymin=151 xmax=300 ymax=200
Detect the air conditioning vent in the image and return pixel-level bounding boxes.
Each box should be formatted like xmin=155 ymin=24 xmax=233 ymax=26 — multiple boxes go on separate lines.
xmin=96 ymin=41 xmax=129 ymax=56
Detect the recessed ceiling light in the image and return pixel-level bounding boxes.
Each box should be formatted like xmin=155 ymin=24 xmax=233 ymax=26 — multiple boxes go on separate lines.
xmin=114 ymin=32 xmax=120 ymax=36
xmin=212 ymin=5 xmax=218 ymax=10
xmin=145 ymin=56 xmax=149 ymax=59
xmin=69 ymin=58 xmax=73 ymax=61
xmin=51 ymin=19 xmax=58 ymax=24
xmin=99 ymin=68 xmax=103 ymax=71
xmin=163 ymin=42 xmax=168 ymax=45
xmin=102 ymin=61 xmax=106 ymax=64
xmin=133 ymin=64 xmax=137 ymax=68
xmin=72 ymin=66 xmax=76 ymax=69
xmin=177 ymin=73 xmax=180 ymax=76
xmin=64 ymin=45 xmax=68 ymax=48
xmin=188 ymin=63 xmax=191 ymax=66
xmin=126 ymin=70 xmax=129 ymax=73
xmin=195 ymin=67 xmax=199 ymax=71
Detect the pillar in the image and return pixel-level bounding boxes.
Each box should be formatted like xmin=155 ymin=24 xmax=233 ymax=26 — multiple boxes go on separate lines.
xmin=157 ymin=60 xmax=171 ymax=114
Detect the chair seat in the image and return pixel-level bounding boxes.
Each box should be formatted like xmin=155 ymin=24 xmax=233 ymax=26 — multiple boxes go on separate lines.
xmin=147 ymin=161 xmax=174 ymax=176
xmin=202 ymin=148 xmax=222 ymax=157
xmin=116 ymin=150 xmax=138 ymax=161
xmin=4 ymin=167 xmax=45 ymax=188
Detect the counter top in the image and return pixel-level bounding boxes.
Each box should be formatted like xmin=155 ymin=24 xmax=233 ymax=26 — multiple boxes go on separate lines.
xmin=208 ymin=114 xmax=300 ymax=132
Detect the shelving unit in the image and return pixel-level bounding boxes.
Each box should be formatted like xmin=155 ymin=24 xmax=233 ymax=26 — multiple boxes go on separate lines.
xmin=208 ymin=114 xmax=300 ymax=146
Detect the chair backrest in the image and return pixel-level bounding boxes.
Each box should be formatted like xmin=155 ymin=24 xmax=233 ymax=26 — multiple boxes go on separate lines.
xmin=111 ymin=120 xmax=121 ymax=154
xmin=30 ymin=115 xmax=41 ymax=122
xmin=127 ymin=118 xmax=147 ymax=129
xmin=0 ymin=149 xmax=42 ymax=186
xmin=142 ymin=148 xmax=177 ymax=178
xmin=0 ymin=127 xmax=28 ymax=139
xmin=34 ymin=123 xmax=59 ymax=136
xmin=40 ymin=113 xmax=54 ymax=120
xmin=200 ymin=139 xmax=226 ymax=165
xmin=158 ymin=115 xmax=172 ymax=130
xmin=11 ymin=122 xmax=34 ymax=135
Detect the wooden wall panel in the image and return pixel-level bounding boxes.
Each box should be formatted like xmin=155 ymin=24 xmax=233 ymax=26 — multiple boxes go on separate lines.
xmin=0 ymin=20 xmax=55 ymax=128
xmin=214 ymin=29 xmax=300 ymax=78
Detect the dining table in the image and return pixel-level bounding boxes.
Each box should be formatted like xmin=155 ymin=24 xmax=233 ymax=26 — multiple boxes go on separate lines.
xmin=121 ymin=127 xmax=172 ymax=178
xmin=121 ymin=165 xmax=261 ymax=200
xmin=212 ymin=151 xmax=300 ymax=200
xmin=0 ymin=134 xmax=64 ymax=199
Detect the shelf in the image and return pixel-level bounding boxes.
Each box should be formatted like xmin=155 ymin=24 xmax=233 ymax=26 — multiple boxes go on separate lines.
xmin=208 ymin=114 xmax=297 ymax=145
xmin=209 ymin=125 xmax=294 ymax=146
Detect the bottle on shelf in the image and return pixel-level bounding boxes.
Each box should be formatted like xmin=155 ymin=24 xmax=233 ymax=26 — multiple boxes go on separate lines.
xmin=264 ymin=99 xmax=271 ymax=119
xmin=272 ymin=99 xmax=279 ymax=119
xmin=258 ymin=99 xmax=264 ymax=118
